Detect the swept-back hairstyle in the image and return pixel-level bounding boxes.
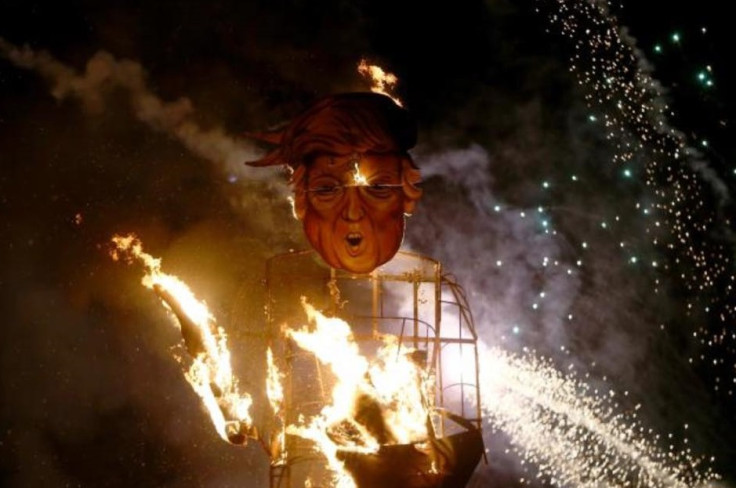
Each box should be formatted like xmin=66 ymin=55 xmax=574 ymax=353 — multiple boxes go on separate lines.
xmin=246 ymin=92 xmax=422 ymax=217
xmin=247 ymin=92 xmax=417 ymax=167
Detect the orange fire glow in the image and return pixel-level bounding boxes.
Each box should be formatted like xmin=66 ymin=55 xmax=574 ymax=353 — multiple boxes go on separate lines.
xmin=266 ymin=346 xmax=287 ymax=462
xmin=111 ymin=235 xmax=437 ymax=487
xmin=110 ymin=234 xmax=254 ymax=444
xmin=285 ymin=298 xmax=434 ymax=486
xmin=351 ymin=162 xmax=370 ymax=187
xmin=357 ymin=58 xmax=403 ymax=107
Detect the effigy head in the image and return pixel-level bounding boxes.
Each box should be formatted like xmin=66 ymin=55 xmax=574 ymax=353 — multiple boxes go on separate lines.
xmin=247 ymin=93 xmax=422 ymax=274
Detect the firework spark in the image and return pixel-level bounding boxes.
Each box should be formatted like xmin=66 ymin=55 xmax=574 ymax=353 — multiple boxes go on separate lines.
xmin=481 ymin=343 xmax=720 ymax=487
xmin=533 ymin=0 xmax=735 ymax=396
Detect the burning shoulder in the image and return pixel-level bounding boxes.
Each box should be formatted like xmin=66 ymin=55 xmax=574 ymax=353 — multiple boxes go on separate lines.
xmin=265 ymin=250 xmax=485 ymax=488
xmin=110 ymin=235 xmax=484 ymax=488
xmin=110 ymin=234 xmax=255 ymax=445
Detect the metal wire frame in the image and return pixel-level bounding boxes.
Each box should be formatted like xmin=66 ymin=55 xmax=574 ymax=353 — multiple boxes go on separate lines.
xmin=263 ymin=250 xmax=483 ymax=488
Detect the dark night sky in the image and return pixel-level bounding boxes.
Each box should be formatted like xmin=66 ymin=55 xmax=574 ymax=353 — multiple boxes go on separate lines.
xmin=1 ymin=1 xmax=735 ymax=487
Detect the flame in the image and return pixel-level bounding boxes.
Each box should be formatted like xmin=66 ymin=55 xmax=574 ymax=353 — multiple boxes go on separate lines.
xmin=284 ymin=298 xmax=434 ymax=486
xmin=267 ymin=347 xmax=287 ymax=463
xmin=267 ymin=347 xmax=285 ymax=414
xmin=112 ymin=235 xmax=441 ymax=486
xmin=357 ymin=59 xmax=403 ymax=107
xmin=110 ymin=234 xmax=253 ymax=444
xmin=351 ymin=162 xmax=370 ymax=187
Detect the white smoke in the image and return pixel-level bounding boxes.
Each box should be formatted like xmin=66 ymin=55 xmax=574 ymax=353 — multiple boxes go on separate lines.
xmin=616 ymin=27 xmax=732 ymax=206
xmin=406 ymin=141 xmax=728 ymax=485
xmin=409 ymin=144 xmax=582 ymax=355
xmin=2 ymin=30 xmax=728 ymax=487
xmin=0 ymin=37 xmax=278 ymax=185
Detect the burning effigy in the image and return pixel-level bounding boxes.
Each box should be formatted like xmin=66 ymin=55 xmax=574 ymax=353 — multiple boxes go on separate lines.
xmin=111 ymin=89 xmax=484 ymax=487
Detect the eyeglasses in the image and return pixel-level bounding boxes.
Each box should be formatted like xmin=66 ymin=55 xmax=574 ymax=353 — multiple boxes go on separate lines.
xmin=304 ymin=154 xmax=405 ymax=201
xmin=306 ymin=183 xmax=404 ymax=201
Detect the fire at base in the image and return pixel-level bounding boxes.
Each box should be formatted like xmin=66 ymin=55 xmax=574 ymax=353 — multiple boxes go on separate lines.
xmin=111 ymin=234 xmax=484 ymax=488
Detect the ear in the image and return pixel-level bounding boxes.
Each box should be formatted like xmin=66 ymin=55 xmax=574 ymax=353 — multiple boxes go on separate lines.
xmin=400 ymin=158 xmax=422 ymax=216
xmin=291 ymin=164 xmax=308 ymax=220
xmin=294 ymin=191 xmax=307 ymax=220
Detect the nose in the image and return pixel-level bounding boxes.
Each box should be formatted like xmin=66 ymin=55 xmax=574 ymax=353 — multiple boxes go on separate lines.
xmin=342 ymin=187 xmax=365 ymax=221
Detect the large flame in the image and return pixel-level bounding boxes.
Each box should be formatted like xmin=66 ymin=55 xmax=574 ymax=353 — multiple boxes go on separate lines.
xmin=285 ymin=298 xmax=434 ymax=487
xmin=267 ymin=346 xmax=287 ymax=463
xmin=357 ymin=58 xmax=403 ymax=107
xmin=111 ymin=234 xmax=438 ymax=487
xmin=267 ymin=347 xmax=285 ymax=416
xmin=110 ymin=234 xmax=253 ymax=444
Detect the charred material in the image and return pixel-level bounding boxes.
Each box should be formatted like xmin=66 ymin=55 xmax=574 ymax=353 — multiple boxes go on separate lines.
xmin=337 ymin=429 xmax=484 ymax=488
xmin=263 ymin=251 xmax=486 ymax=488
xmin=225 ymin=420 xmax=257 ymax=446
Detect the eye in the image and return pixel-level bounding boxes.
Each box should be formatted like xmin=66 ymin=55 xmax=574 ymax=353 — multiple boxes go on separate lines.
xmin=309 ymin=183 xmax=343 ymax=200
xmin=364 ymin=183 xmax=396 ymax=198
xmin=314 ymin=185 xmax=339 ymax=195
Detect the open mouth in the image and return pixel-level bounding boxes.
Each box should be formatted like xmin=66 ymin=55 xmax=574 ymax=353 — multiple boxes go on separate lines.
xmin=346 ymin=232 xmax=363 ymax=248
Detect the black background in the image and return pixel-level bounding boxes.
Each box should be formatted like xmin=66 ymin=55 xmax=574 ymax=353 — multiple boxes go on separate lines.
xmin=2 ymin=1 xmax=735 ymax=486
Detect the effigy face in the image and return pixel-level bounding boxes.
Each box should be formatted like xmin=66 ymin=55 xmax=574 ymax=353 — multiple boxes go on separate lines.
xmin=246 ymin=93 xmax=422 ymax=273
xmin=301 ymin=152 xmax=408 ymax=274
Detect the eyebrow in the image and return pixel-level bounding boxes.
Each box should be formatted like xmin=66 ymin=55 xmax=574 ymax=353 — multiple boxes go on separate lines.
xmin=308 ymin=172 xmax=342 ymax=180
xmin=361 ymin=169 xmax=401 ymax=180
